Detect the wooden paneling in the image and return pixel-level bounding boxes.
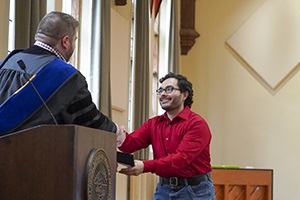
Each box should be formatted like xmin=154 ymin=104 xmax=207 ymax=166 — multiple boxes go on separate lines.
xmin=212 ymin=168 xmax=273 ymax=200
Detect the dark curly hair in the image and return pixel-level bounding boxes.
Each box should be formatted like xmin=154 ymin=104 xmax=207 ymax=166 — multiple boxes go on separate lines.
xmin=159 ymin=72 xmax=194 ymax=108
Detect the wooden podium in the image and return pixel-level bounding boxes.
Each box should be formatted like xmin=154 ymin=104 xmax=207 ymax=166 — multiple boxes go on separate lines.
xmin=0 ymin=125 xmax=117 ymax=200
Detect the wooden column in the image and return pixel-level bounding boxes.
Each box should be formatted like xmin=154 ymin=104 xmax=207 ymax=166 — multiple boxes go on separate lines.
xmin=180 ymin=0 xmax=200 ymax=55
xmin=115 ymin=0 xmax=127 ymax=6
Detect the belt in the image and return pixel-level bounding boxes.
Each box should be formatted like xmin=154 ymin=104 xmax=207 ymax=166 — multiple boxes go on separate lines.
xmin=159 ymin=173 xmax=211 ymax=187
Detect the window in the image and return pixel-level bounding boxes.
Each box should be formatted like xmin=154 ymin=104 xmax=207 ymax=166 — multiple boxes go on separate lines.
xmin=8 ymin=0 xmax=15 ymax=53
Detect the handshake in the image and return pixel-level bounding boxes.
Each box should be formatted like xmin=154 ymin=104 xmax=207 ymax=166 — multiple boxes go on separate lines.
xmin=116 ymin=125 xmax=126 ymax=147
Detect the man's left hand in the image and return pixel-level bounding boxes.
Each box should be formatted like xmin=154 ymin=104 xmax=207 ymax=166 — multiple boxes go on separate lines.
xmin=118 ymin=160 xmax=144 ymax=176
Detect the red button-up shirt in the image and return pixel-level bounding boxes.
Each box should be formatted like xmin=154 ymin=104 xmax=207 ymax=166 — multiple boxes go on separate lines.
xmin=119 ymin=106 xmax=212 ymax=178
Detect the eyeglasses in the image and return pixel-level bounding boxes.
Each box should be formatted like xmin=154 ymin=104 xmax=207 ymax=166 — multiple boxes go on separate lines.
xmin=156 ymin=86 xmax=180 ymax=95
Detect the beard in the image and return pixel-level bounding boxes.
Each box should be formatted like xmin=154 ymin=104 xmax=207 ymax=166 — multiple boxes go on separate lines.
xmin=159 ymin=96 xmax=182 ymax=111
xmin=65 ymin=47 xmax=74 ymax=62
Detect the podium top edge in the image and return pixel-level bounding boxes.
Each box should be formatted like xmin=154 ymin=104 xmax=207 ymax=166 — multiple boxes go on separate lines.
xmin=0 ymin=124 xmax=116 ymax=139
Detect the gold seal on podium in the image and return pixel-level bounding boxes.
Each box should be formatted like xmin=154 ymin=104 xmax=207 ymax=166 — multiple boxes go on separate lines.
xmin=86 ymin=148 xmax=112 ymax=200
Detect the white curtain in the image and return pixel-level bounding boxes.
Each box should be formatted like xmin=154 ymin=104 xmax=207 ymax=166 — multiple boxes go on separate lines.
xmin=168 ymin=0 xmax=179 ymax=73
xmin=158 ymin=0 xmax=180 ymax=77
xmin=90 ymin=0 xmax=112 ymax=117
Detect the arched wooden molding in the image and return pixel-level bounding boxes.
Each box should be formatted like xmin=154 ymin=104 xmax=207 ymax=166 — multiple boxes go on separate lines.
xmin=180 ymin=0 xmax=200 ymax=55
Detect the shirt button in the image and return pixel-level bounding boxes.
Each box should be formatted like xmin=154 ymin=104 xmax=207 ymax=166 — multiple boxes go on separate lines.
xmin=166 ymin=138 xmax=169 ymax=140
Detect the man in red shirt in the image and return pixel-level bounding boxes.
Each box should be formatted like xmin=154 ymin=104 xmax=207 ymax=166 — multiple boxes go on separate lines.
xmin=117 ymin=72 xmax=215 ymax=200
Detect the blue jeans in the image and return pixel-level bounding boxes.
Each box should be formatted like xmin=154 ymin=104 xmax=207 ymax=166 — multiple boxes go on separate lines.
xmin=152 ymin=179 xmax=215 ymax=200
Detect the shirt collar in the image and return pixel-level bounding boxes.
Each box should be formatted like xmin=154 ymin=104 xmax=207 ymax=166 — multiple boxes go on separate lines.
xmin=34 ymin=41 xmax=66 ymax=62
xmin=161 ymin=106 xmax=191 ymax=121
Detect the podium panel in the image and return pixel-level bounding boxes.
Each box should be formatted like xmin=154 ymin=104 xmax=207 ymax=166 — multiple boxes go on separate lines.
xmin=0 ymin=125 xmax=116 ymax=200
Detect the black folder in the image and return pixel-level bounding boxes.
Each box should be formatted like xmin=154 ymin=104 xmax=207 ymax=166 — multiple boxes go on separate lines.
xmin=117 ymin=151 xmax=135 ymax=167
